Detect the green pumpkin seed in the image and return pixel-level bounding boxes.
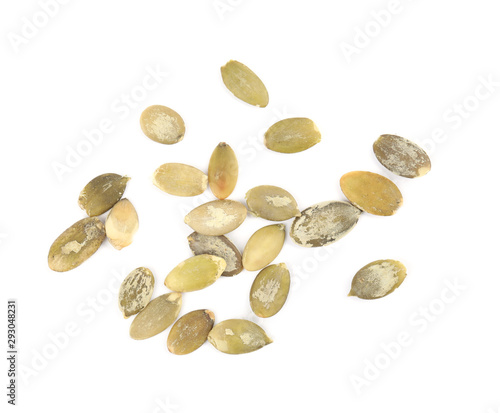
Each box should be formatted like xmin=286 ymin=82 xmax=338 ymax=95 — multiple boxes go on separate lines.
xmin=167 ymin=309 xmax=215 ymax=355
xmin=340 ymin=171 xmax=403 ymax=216
xmin=184 ymin=200 xmax=247 ymax=236
xmin=164 ymin=255 xmax=226 ymax=292
xmin=105 ymin=198 xmax=139 ymax=250
xmin=242 ymin=224 xmax=286 ymax=271
xmin=208 ymin=142 xmax=238 ymax=200
xmin=290 ymin=201 xmax=361 ymax=247
xmin=221 ymin=60 xmax=269 ymax=107
xmin=250 ymin=263 xmax=290 ymax=318
xmin=48 ymin=217 xmax=106 ymax=272
xmin=245 ymin=185 xmax=300 ymax=221
xmin=140 ymin=105 xmax=185 ymax=144
xmin=118 ymin=267 xmax=155 ymax=318
xmin=152 ymin=163 xmax=208 ymax=197
xmin=373 ymin=134 xmax=431 ymax=178
xmin=129 ymin=292 xmax=182 ymax=340
xmin=207 ymin=319 xmax=272 ymax=354
xmin=264 ymin=118 xmax=321 ymax=153
xmin=349 ymin=259 xmax=407 ymax=299
xmin=187 ymin=232 xmax=243 ymax=277
xmin=78 ymin=173 xmax=130 ymax=216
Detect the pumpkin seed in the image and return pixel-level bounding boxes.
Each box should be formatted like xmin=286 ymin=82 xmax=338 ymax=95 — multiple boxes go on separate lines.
xmin=373 ymin=134 xmax=431 ymax=178
xmin=78 ymin=173 xmax=130 ymax=216
xmin=140 ymin=105 xmax=185 ymax=145
xmin=220 ymin=60 xmax=269 ymax=108
xmin=184 ymin=199 xmax=247 ymax=236
xmin=264 ymin=118 xmax=321 ymax=153
xmin=187 ymin=232 xmax=243 ymax=277
xmin=164 ymin=255 xmax=226 ymax=292
xmin=242 ymin=224 xmax=285 ymax=271
xmin=129 ymin=292 xmax=182 ymax=340
xmin=207 ymin=319 xmax=272 ymax=354
xmin=245 ymin=185 xmax=300 ymax=221
xmin=250 ymin=263 xmax=290 ymax=318
xmin=349 ymin=259 xmax=407 ymax=299
xmin=105 ymin=198 xmax=139 ymax=250
xmin=153 ymin=163 xmax=208 ymax=197
xmin=118 ymin=267 xmax=155 ymax=318
xmin=167 ymin=309 xmax=215 ymax=355
xmin=208 ymin=142 xmax=238 ymax=199
xmin=290 ymin=201 xmax=361 ymax=247
xmin=340 ymin=171 xmax=403 ymax=216
xmin=48 ymin=217 xmax=106 ymax=272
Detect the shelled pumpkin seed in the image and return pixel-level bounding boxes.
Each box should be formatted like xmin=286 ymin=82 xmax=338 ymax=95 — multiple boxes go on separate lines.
xmin=264 ymin=118 xmax=321 ymax=153
xmin=118 ymin=267 xmax=155 ymax=318
xmin=105 ymin=198 xmax=139 ymax=250
xmin=221 ymin=60 xmax=269 ymax=107
xmin=187 ymin=232 xmax=243 ymax=276
xmin=167 ymin=310 xmax=215 ymax=355
xmin=349 ymin=259 xmax=407 ymax=299
xmin=48 ymin=217 xmax=106 ymax=272
xmin=250 ymin=263 xmax=290 ymax=318
xmin=78 ymin=173 xmax=130 ymax=216
xmin=140 ymin=105 xmax=185 ymax=145
xmin=245 ymin=185 xmax=300 ymax=221
xmin=164 ymin=255 xmax=226 ymax=292
xmin=242 ymin=224 xmax=286 ymax=271
xmin=152 ymin=163 xmax=208 ymax=197
xmin=207 ymin=319 xmax=272 ymax=354
xmin=208 ymin=142 xmax=238 ymax=199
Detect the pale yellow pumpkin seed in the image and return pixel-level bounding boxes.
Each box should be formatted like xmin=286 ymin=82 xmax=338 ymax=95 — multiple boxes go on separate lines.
xmin=153 ymin=163 xmax=208 ymax=197
xmin=140 ymin=105 xmax=185 ymax=145
xmin=264 ymin=118 xmax=321 ymax=153
xmin=78 ymin=173 xmax=130 ymax=217
xmin=167 ymin=310 xmax=215 ymax=355
xmin=118 ymin=267 xmax=155 ymax=318
xmin=250 ymin=263 xmax=290 ymax=318
xmin=242 ymin=224 xmax=285 ymax=271
xmin=221 ymin=60 xmax=269 ymax=107
xmin=207 ymin=319 xmax=272 ymax=354
xmin=164 ymin=255 xmax=226 ymax=292
xmin=245 ymin=185 xmax=300 ymax=221
xmin=208 ymin=142 xmax=238 ymax=199
xmin=105 ymin=198 xmax=139 ymax=250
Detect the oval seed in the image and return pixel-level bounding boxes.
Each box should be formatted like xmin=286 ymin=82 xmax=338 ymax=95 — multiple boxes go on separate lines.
xmin=48 ymin=217 xmax=106 ymax=272
xmin=140 ymin=105 xmax=185 ymax=145
xmin=187 ymin=232 xmax=243 ymax=277
xmin=242 ymin=224 xmax=285 ymax=271
xmin=373 ymin=134 xmax=431 ymax=178
xmin=164 ymin=255 xmax=226 ymax=292
xmin=245 ymin=185 xmax=300 ymax=221
xmin=264 ymin=118 xmax=321 ymax=153
xmin=184 ymin=199 xmax=247 ymax=236
xmin=208 ymin=319 xmax=273 ymax=354
xmin=290 ymin=201 xmax=361 ymax=248
xmin=208 ymin=142 xmax=238 ymax=199
xmin=78 ymin=173 xmax=130 ymax=216
xmin=220 ymin=60 xmax=269 ymax=108
xmin=118 ymin=267 xmax=155 ymax=318
xmin=153 ymin=163 xmax=208 ymax=197
xmin=167 ymin=310 xmax=215 ymax=355
xmin=349 ymin=259 xmax=407 ymax=299
xmin=340 ymin=171 xmax=403 ymax=216
xmin=105 ymin=198 xmax=139 ymax=250
xmin=129 ymin=292 xmax=182 ymax=340
xmin=250 ymin=263 xmax=290 ymax=318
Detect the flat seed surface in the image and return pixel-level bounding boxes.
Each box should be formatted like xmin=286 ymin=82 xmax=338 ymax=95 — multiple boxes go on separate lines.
xmin=349 ymin=259 xmax=407 ymax=299
xmin=221 ymin=60 xmax=269 ymax=107
xmin=164 ymin=255 xmax=226 ymax=292
xmin=340 ymin=171 xmax=403 ymax=216
xmin=207 ymin=319 xmax=272 ymax=354
xmin=184 ymin=200 xmax=247 ymax=236
xmin=250 ymin=263 xmax=290 ymax=318
xmin=290 ymin=201 xmax=361 ymax=247
xmin=129 ymin=292 xmax=182 ymax=340
xmin=105 ymin=198 xmax=139 ymax=250
xmin=245 ymin=185 xmax=300 ymax=221
xmin=243 ymin=224 xmax=286 ymax=271
xmin=208 ymin=142 xmax=238 ymax=199
xmin=264 ymin=118 xmax=321 ymax=153
xmin=48 ymin=217 xmax=106 ymax=272
xmin=140 ymin=105 xmax=185 ymax=145
xmin=373 ymin=134 xmax=431 ymax=178
xmin=153 ymin=163 xmax=208 ymax=197
xmin=187 ymin=232 xmax=243 ymax=276
xmin=78 ymin=173 xmax=130 ymax=216
xmin=118 ymin=267 xmax=155 ymax=318
xmin=167 ymin=310 xmax=215 ymax=355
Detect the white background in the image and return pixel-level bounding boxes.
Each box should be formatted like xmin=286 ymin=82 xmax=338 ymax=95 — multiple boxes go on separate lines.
xmin=1 ymin=1 xmax=500 ymax=412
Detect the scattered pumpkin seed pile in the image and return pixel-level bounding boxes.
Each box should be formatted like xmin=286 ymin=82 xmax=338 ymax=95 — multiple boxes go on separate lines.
xmin=47 ymin=60 xmax=432 ymax=355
